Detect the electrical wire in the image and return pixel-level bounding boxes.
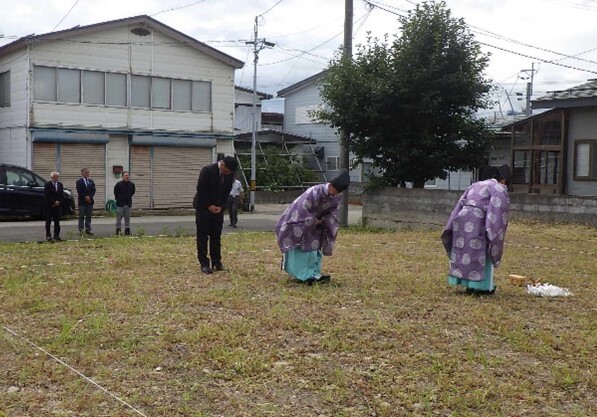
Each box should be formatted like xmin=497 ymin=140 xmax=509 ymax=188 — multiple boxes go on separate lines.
xmin=365 ymin=0 xmax=597 ymax=76
xmin=151 ymin=0 xmax=210 ymax=17
xmin=50 ymin=0 xmax=81 ymax=32
xmin=259 ymin=0 xmax=285 ymax=17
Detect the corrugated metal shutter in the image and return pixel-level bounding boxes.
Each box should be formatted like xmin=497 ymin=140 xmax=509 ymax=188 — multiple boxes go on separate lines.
xmin=130 ymin=146 xmax=152 ymax=209
xmin=153 ymin=147 xmax=210 ymax=209
xmin=59 ymin=144 xmax=107 ymax=208
xmin=33 ymin=143 xmax=58 ymax=181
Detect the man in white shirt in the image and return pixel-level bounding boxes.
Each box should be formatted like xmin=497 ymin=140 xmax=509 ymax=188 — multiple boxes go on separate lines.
xmin=227 ymin=178 xmax=243 ymax=228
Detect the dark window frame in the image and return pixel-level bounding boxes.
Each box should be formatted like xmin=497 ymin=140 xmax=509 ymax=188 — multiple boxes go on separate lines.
xmin=573 ymin=140 xmax=597 ymax=181
xmin=0 ymin=70 xmax=10 ymax=107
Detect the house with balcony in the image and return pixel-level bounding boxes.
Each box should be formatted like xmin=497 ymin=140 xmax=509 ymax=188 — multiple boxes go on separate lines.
xmin=0 ymin=15 xmax=243 ymax=209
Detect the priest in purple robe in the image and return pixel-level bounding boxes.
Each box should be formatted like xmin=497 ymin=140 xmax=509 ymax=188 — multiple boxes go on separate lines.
xmin=275 ymin=170 xmax=350 ymax=284
xmin=441 ymin=165 xmax=511 ymax=294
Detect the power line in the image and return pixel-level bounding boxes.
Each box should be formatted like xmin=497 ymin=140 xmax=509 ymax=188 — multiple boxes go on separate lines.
xmin=151 ymin=0 xmax=210 ymax=17
xmin=50 ymin=0 xmax=81 ymax=32
xmin=479 ymin=41 xmax=597 ymax=75
xmin=366 ymin=0 xmax=597 ymax=76
xmin=259 ymin=0 xmax=285 ymax=17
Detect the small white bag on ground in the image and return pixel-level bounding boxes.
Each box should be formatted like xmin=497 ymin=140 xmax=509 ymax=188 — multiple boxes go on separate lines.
xmin=526 ymin=283 xmax=572 ymax=297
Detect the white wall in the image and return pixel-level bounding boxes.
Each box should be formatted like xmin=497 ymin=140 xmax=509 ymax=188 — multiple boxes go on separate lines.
xmin=0 ymin=127 xmax=27 ymax=166
xmin=106 ymin=135 xmax=129 ymax=202
xmin=566 ymin=108 xmax=597 ymax=196
xmin=0 ymin=49 xmax=29 ymax=166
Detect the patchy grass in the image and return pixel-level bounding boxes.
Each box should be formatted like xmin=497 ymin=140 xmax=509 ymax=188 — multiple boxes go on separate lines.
xmin=0 ymin=221 xmax=595 ymax=417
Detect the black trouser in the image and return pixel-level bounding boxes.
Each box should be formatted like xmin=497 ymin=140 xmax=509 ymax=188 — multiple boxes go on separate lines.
xmin=227 ymin=195 xmax=239 ymax=226
xmin=45 ymin=206 xmax=62 ymax=238
xmin=196 ymin=209 xmax=224 ymax=268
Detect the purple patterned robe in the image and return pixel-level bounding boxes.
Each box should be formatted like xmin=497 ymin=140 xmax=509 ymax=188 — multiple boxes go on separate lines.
xmin=441 ymin=179 xmax=510 ymax=281
xmin=275 ymin=184 xmax=341 ymax=256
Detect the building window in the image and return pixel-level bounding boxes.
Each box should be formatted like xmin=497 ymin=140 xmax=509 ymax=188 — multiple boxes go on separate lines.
xmin=82 ymin=70 xmax=105 ymax=105
xmin=533 ymin=113 xmax=562 ymax=145
xmin=424 ymin=178 xmax=437 ymax=187
xmin=32 ymin=65 xmax=209 ymax=112
xmin=326 ymin=156 xmax=339 ymax=171
xmin=574 ymin=140 xmax=597 ymax=180
xmin=152 ymin=77 xmax=171 ymax=109
xmin=513 ymin=150 xmax=531 ymax=184
xmin=173 ymin=79 xmax=192 ymax=111
xmin=57 ymin=68 xmax=80 ymax=103
xmin=192 ymin=80 xmax=211 ymax=112
xmin=0 ymin=71 xmax=10 ymax=107
xmin=33 ymin=66 xmax=57 ymax=101
xmin=131 ymin=75 xmax=151 ymax=108
xmin=532 ymin=150 xmax=559 ymax=185
xmin=106 ymin=73 xmax=127 ymax=106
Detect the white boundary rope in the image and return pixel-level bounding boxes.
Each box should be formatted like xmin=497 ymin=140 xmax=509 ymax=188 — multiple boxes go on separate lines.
xmin=2 ymin=325 xmax=148 ymax=417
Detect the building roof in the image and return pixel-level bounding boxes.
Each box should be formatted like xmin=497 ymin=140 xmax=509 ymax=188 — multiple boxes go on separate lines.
xmin=235 ymin=85 xmax=273 ymax=100
xmin=234 ymin=129 xmax=315 ymax=144
xmin=277 ymin=70 xmax=328 ymax=97
xmin=498 ymin=108 xmax=560 ymax=130
xmin=0 ymin=15 xmax=244 ymax=69
xmin=532 ymin=79 xmax=597 ymax=109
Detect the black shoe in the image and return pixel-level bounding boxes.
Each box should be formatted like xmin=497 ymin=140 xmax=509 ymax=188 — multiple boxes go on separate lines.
xmin=201 ymin=266 xmax=213 ymax=274
xmin=116 ymin=228 xmax=121 ymax=235
xmin=53 ymin=236 xmax=62 ymax=242
xmin=212 ymin=263 xmax=224 ymax=272
xmin=466 ymin=287 xmax=495 ymax=296
xmin=85 ymin=231 xmax=93 ymax=235
xmin=232 ymin=224 xmax=237 ymax=228
xmin=317 ymin=275 xmax=331 ymax=284
xmin=125 ymin=228 xmax=131 ymax=236
xmin=46 ymin=236 xmax=53 ymax=242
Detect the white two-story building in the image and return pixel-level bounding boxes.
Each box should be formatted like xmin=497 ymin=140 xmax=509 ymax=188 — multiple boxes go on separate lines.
xmin=0 ymin=15 xmax=243 ymax=209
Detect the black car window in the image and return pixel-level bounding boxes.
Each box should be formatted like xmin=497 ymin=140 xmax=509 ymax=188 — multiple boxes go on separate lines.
xmin=6 ymin=168 xmax=41 ymax=186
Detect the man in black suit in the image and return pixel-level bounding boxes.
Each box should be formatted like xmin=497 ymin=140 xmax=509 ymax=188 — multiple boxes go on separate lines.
xmin=44 ymin=171 xmax=65 ymax=242
xmin=76 ymin=167 xmax=96 ymax=235
xmin=193 ymin=156 xmax=238 ymax=274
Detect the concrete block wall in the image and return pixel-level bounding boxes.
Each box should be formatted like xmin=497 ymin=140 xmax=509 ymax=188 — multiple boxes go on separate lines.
xmin=363 ymin=188 xmax=597 ymax=230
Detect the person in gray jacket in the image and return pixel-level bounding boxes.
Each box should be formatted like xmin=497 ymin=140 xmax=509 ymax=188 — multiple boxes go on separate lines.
xmin=114 ymin=171 xmax=136 ymax=235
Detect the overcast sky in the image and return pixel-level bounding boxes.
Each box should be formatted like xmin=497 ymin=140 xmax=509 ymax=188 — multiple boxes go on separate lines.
xmin=2 ymin=0 xmax=597 ymax=117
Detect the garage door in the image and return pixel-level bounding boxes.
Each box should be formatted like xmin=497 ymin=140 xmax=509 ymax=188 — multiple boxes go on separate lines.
xmin=59 ymin=144 xmax=107 ymax=208
xmin=33 ymin=142 xmax=106 ymax=208
xmin=32 ymin=143 xmax=58 ymax=182
xmin=130 ymin=146 xmax=211 ymax=209
xmin=153 ymin=147 xmax=211 ymax=209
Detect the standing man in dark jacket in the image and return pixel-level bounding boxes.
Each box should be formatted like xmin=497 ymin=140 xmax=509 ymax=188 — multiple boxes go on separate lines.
xmin=76 ymin=167 xmax=96 ymax=235
xmin=193 ymin=156 xmax=238 ymax=274
xmin=44 ymin=171 xmax=64 ymax=242
xmin=114 ymin=171 xmax=136 ymax=235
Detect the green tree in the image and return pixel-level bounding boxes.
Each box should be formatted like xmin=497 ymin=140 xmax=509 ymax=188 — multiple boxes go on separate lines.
xmin=316 ymin=0 xmax=493 ymax=188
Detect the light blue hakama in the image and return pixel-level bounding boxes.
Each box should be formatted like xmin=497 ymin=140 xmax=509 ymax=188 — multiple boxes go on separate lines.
xmin=282 ymin=248 xmax=322 ymax=281
xmin=448 ymin=260 xmax=494 ymax=291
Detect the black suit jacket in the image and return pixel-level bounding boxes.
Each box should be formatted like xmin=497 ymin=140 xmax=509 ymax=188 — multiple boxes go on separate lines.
xmin=193 ymin=162 xmax=234 ymax=211
xmin=76 ymin=177 xmax=96 ymax=205
xmin=44 ymin=181 xmax=65 ymax=208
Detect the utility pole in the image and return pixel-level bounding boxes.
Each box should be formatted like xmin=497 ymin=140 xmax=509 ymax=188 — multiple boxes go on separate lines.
xmin=521 ymin=62 xmax=536 ymax=116
xmin=246 ymin=17 xmax=274 ymax=212
xmin=339 ymin=0 xmax=353 ymax=227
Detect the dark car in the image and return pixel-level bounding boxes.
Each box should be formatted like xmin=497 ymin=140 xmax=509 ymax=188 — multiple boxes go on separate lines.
xmin=0 ymin=164 xmax=75 ymax=218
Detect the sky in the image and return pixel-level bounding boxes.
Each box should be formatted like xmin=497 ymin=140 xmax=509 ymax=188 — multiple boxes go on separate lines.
xmin=2 ymin=0 xmax=597 ymax=118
